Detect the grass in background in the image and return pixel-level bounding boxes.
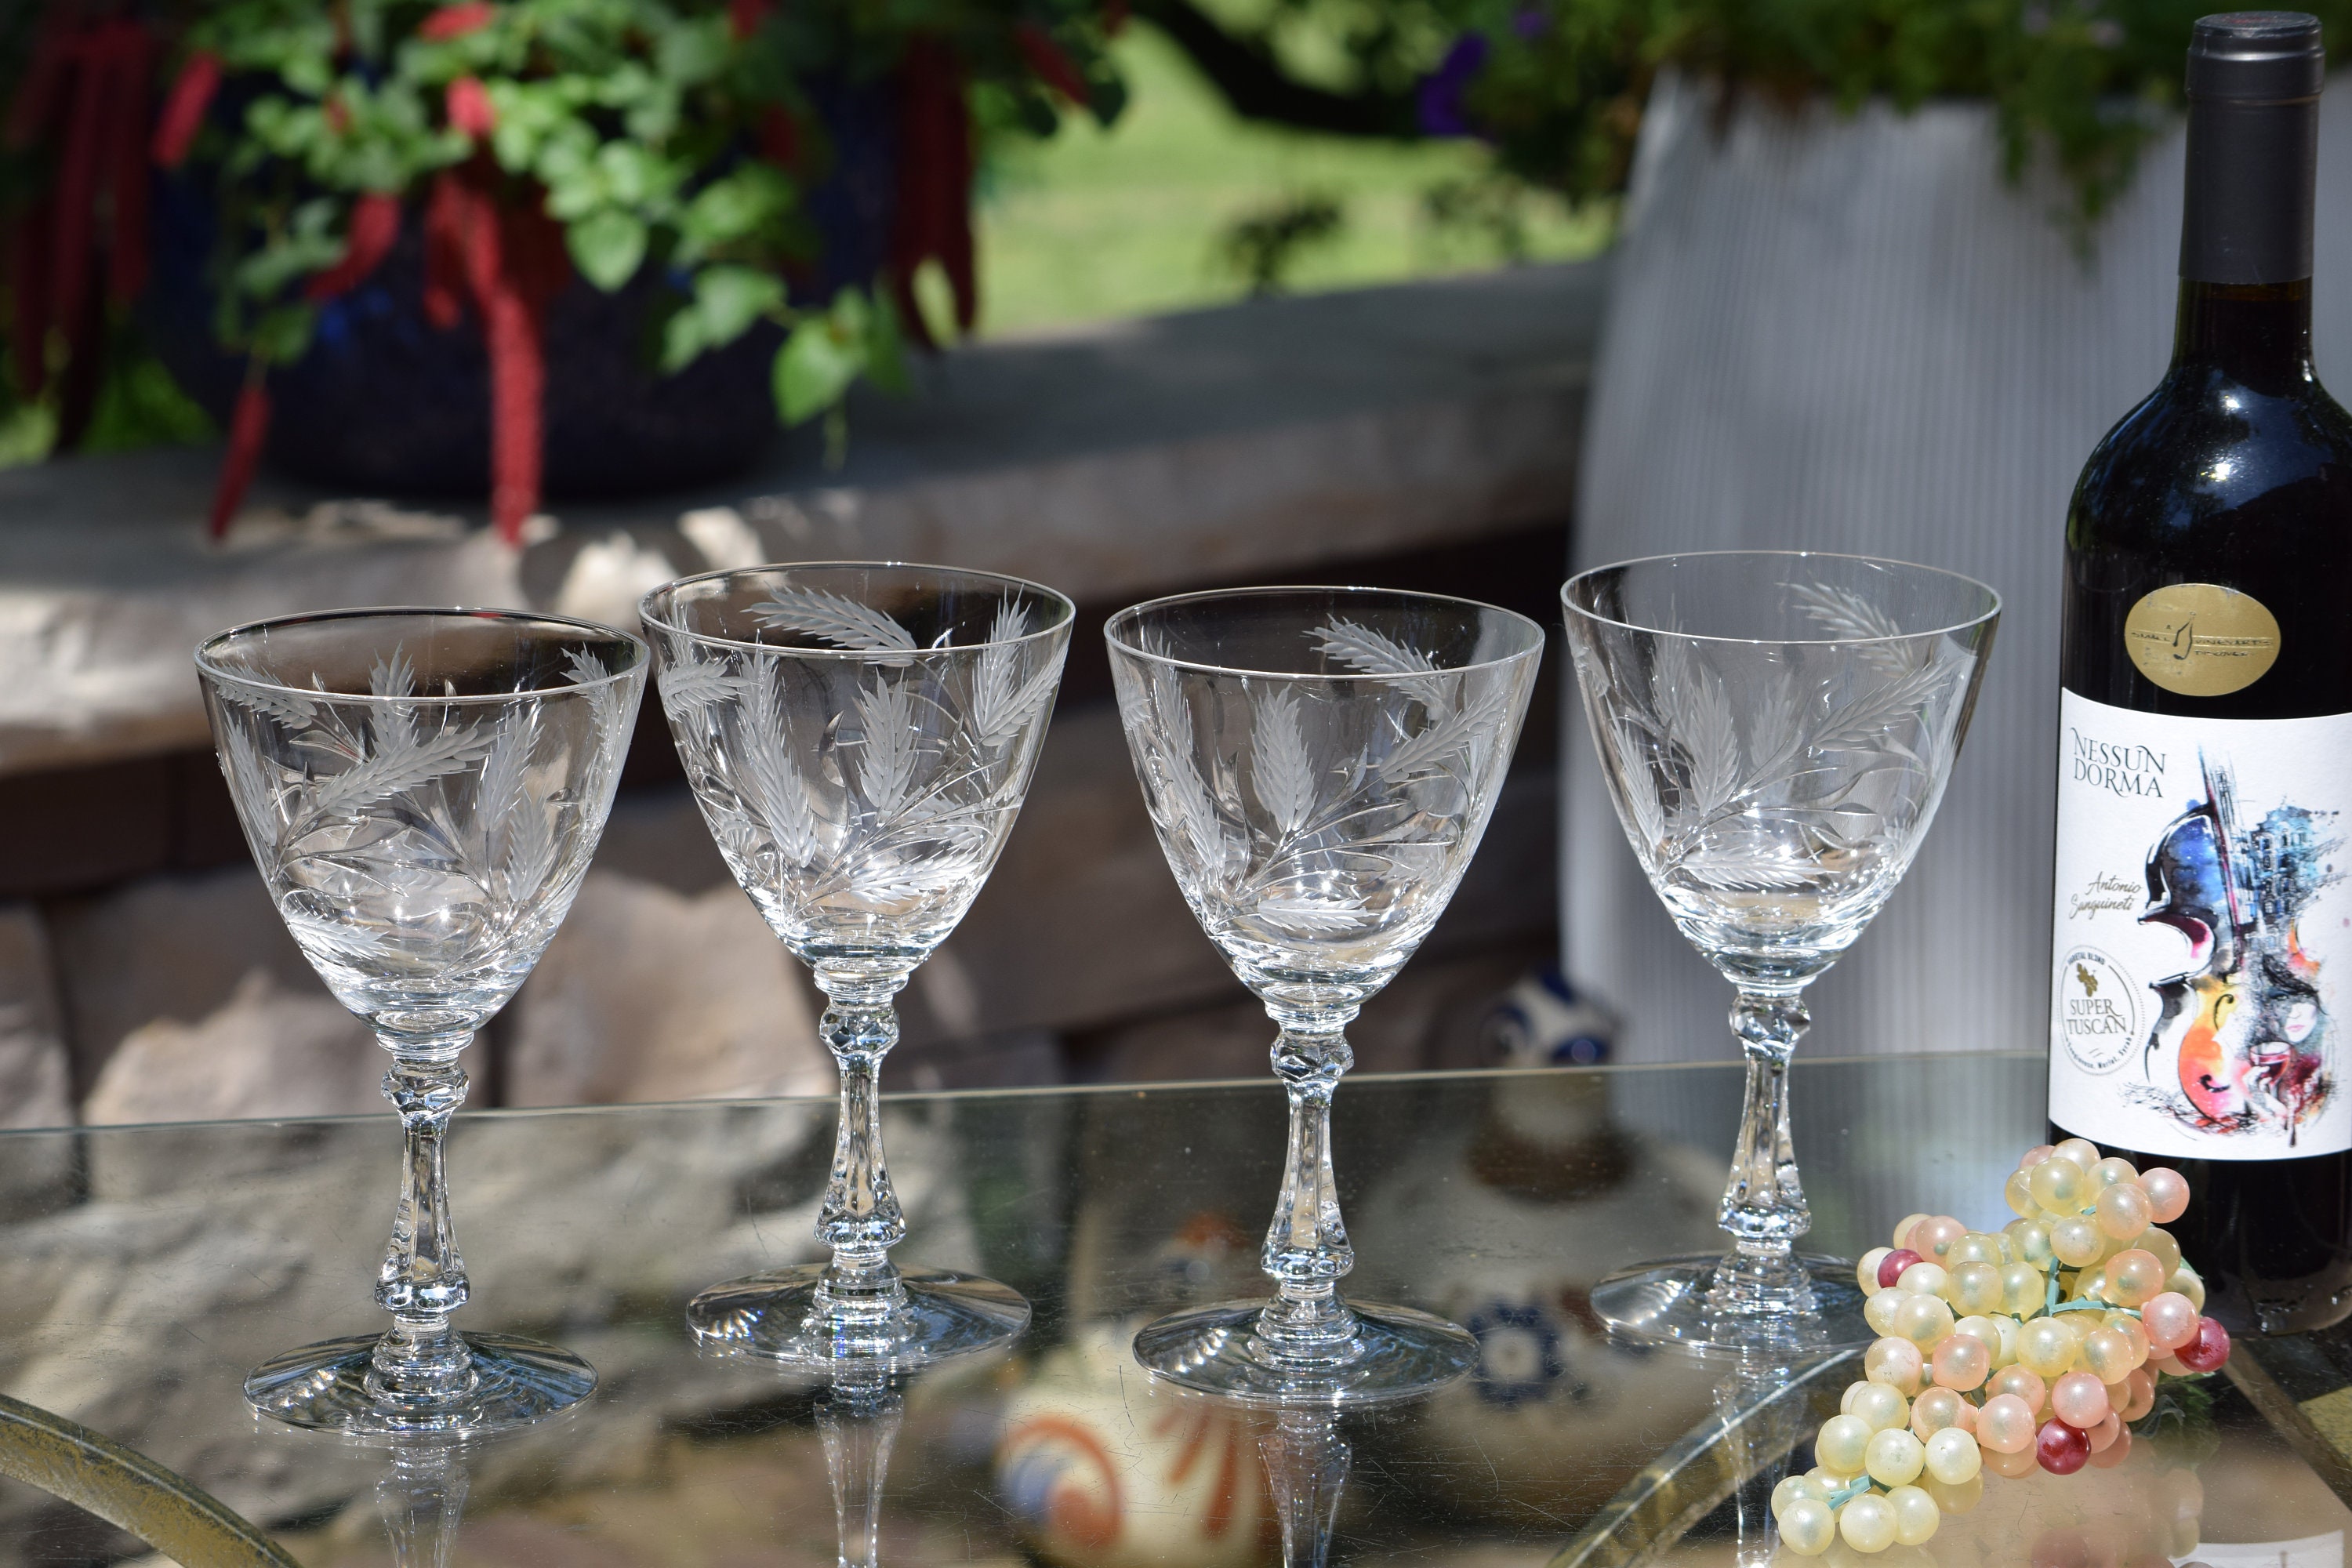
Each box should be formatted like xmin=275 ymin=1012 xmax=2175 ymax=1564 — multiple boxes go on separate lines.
xmin=970 ymin=21 xmax=1609 ymax=338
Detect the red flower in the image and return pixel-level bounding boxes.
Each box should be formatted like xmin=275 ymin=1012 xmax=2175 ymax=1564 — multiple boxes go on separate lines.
xmin=445 ymin=76 xmax=495 ymax=137
xmin=728 ymin=0 xmax=774 ymax=42
xmin=419 ymin=3 xmax=495 ymax=42
xmin=307 ymin=193 xmax=402 ymax=299
xmin=151 ymin=49 xmax=221 ymax=168
xmin=1014 ymin=22 xmax=1090 ymax=106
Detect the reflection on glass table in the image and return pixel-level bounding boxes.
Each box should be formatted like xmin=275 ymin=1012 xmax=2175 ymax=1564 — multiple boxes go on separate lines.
xmin=1 ymin=1054 xmax=2349 ymax=1568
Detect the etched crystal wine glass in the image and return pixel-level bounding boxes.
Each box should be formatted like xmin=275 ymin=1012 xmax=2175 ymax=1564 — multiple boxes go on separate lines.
xmin=1109 ymin=586 xmax=1544 ymax=1403
xmin=642 ymin=563 xmax=1071 ymax=1368
xmin=1562 ymin=552 xmax=1998 ymax=1355
xmin=198 ymin=608 xmax=648 ymax=1433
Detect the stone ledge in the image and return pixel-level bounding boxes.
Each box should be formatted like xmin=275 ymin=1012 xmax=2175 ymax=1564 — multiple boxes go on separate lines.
xmin=0 ymin=260 xmax=1599 ymax=779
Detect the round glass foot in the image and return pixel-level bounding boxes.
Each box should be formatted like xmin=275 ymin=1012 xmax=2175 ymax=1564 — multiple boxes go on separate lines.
xmin=1131 ymin=1298 xmax=1476 ymax=1406
xmin=244 ymin=1330 xmax=597 ymax=1436
xmin=1590 ymin=1252 xmax=1871 ymax=1357
xmin=687 ymin=1264 xmax=1029 ymax=1370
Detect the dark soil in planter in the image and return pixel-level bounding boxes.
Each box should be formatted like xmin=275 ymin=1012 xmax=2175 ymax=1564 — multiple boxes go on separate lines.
xmin=143 ymin=75 xmax=898 ymax=502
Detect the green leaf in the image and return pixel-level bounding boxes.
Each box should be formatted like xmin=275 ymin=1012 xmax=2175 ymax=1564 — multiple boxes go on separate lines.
xmin=678 ymin=164 xmax=793 ymax=256
xmin=567 ymin=209 xmax=648 ymax=292
xmin=655 ymin=18 xmax=729 ymax=88
xmin=661 ymin=309 xmax=708 ymax=375
xmin=252 ymin=304 xmax=317 ymax=365
xmin=694 ymin=266 xmax=785 ymax=350
xmin=773 ymin=312 xmax=866 ymax=426
xmin=862 ymin=287 xmax=910 ymax=395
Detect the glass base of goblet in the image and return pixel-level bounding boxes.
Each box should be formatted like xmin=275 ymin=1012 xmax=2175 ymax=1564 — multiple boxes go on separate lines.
xmin=687 ymin=1263 xmax=1029 ymax=1370
xmin=244 ymin=1330 xmax=597 ymax=1436
xmin=1131 ymin=1298 xmax=1476 ymax=1406
xmin=1590 ymin=1251 xmax=1871 ymax=1358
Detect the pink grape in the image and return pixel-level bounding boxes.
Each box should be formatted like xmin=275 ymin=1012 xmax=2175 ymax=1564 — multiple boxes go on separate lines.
xmin=2020 ymin=1144 xmax=2056 ymax=1169
xmin=2051 ymin=1370 xmax=2111 ymax=1428
xmin=2107 ymin=1249 xmax=2166 ymax=1307
xmin=1976 ymin=1394 xmax=2036 ymax=1454
xmin=2089 ymin=1425 xmax=2133 ymax=1469
xmin=2176 ymin=1316 xmax=2231 ymax=1374
xmin=1932 ymin=1334 xmax=1990 ymax=1392
xmin=2141 ymin=1292 xmax=2199 ymax=1352
xmin=1914 ymin=1216 xmax=1967 ymax=1259
xmin=2140 ymin=1167 xmax=2190 ymax=1223
xmin=2085 ymin=1411 xmax=2123 ymax=1453
xmin=1985 ymin=1364 xmax=2046 ymax=1414
xmin=2037 ymin=1419 xmax=2089 ymax=1474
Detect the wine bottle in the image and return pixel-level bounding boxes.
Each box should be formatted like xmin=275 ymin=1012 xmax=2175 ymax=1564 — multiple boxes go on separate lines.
xmin=2051 ymin=10 xmax=2352 ymax=1336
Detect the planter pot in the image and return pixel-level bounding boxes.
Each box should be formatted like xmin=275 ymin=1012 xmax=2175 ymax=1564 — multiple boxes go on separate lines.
xmin=142 ymin=76 xmax=898 ymax=500
xmin=1563 ymin=71 xmax=2352 ymax=1065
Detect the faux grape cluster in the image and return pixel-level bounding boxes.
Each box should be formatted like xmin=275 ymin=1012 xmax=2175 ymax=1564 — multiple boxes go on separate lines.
xmin=1770 ymin=1139 xmax=2232 ymax=1556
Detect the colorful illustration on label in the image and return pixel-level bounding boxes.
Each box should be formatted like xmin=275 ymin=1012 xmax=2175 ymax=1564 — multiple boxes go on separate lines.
xmin=2126 ymin=754 xmax=2338 ymax=1143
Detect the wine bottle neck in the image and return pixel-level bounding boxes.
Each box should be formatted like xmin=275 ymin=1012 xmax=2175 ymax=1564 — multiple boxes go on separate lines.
xmin=2172 ymin=279 xmax=2314 ymax=390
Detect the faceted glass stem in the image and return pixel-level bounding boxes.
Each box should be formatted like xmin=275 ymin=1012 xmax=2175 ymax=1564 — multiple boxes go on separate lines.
xmin=377 ymin=1439 xmax=468 ymax=1568
xmin=812 ymin=970 xmax=912 ymax=1339
xmin=1710 ymin=990 xmax=1817 ymax=1318
xmin=1260 ymin=1409 xmax=1348 ymax=1568
xmin=1257 ymin=1022 xmax=1359 ymax=1362
xmin=820 ymin=1370 xmax=903 ymax=1568
xmin=368 ymin=1034 xmax=477 ymax=1410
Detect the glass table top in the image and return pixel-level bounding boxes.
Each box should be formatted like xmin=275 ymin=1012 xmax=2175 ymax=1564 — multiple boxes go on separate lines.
xmin=0 ymin=1051 xmax=2345 ymax=1568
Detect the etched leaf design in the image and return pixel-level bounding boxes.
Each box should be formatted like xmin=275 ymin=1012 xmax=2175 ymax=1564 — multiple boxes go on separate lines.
xmin=738 ymin=672 xmax=821 ymax=863
xmin=969 ymin=604 xmax=1060 ymax=746
xmin=1250 ymin=686 xmax=1316 ymax=835
xmin=564 ymin=648 xmax=626 ymax=750
xmin=312 ymin=724 xmax=496 ymax=815
xmin=282 ymin=909 xmax=395 ymax=966
xmin=659 ymin=658 xmax=741 ymax=717
xmin=370 ymin=648 xmax=416 ymax=699
xmin=1744 ymin=670 xmax=1804 ymax=785
xmin=1674 ymin=662 xmax=1742 ymax=817
xmin=1791 ymin=583 xmax=1920 ymax=677
xmin=1377 ymin=683 xmax=1511 ymax=778
xmin=1144 ymin=658 xmax=1229 ymax=875
xmin=1613 ymin=718 xmax=1669 ymax=857
xmin=1809 ymin=659 xmax=1955 ymax=753
xmin=213 ymin=678 xmax=319 ymax=730
xmin=1256 ymin=895 xmax=1367 ymax=933
xmin=853 ymin=678 xmax=923 ymax=819
xmin=1312 ymin=620 xmax=1450 ymax=709
xmin=751 ymin=587 xmax=917 ymax=664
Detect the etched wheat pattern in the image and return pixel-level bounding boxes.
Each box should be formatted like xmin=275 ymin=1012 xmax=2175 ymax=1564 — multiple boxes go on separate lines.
xmin=1594 ymin=607 xmax=1976 ymax=891
xmin=659 ymin=594 xmax=1063 ymax=934
xmin=210 ymin=650 xmax=623 ymax=970
xmin=1120 ymin=621 xmax=1518 ymax=941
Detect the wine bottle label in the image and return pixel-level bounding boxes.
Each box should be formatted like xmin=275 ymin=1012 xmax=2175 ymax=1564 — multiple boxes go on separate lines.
xmin=2050 ymin=689 xmax=2352 ymax=1159
xmin=2123 ymin=583 xmax=2282 ymax=696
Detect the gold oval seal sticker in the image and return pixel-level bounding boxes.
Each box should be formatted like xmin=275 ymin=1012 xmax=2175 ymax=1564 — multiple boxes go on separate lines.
xmin=2124 ymin=583 xmax=2281 ymax=697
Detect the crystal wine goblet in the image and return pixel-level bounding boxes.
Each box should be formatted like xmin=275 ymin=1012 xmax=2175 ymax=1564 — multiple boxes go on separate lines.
xmin=1562 ymin=552 xmax=1998 ymax=1355
xmin=1109 ymin=586 xmax=1544 ymax=1403
xmin=198 ymin=608 xmax=648 ymax=1433
xmin=642 ymin=563 xmax=1071 ymax=1368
